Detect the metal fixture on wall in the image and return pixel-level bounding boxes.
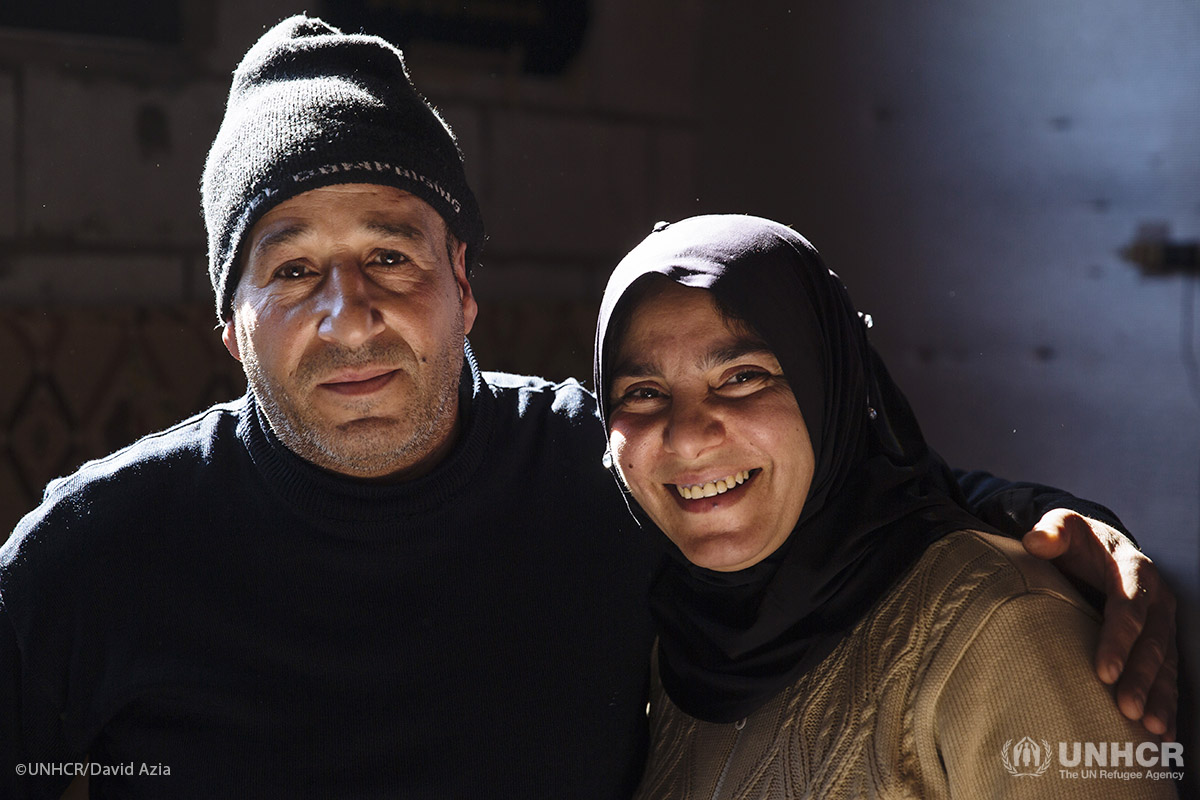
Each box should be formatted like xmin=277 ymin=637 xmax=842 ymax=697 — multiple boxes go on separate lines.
xmin=1120 ymin=222 xmax=1200 ymax=408
xmin=1121 ymin=223 xmax=1200 ymax=276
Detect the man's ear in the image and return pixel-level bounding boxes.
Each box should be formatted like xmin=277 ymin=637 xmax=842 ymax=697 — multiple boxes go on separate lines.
xmin=452 ymin=240 xmax=478 ymax=336
xmin=222 ymin=320 xmax=242 ymax=362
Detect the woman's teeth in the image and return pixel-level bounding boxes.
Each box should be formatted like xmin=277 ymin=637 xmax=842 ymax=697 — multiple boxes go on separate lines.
xmin=675 ymin=470 xmax=751 ymax=499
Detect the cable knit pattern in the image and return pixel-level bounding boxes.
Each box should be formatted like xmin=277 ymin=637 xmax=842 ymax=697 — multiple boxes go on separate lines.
xmin=635 ymin=530 xmax=1177 ymax=800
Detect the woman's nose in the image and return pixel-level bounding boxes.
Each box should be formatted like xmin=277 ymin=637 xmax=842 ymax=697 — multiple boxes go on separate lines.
xmin=663 ymin=398 xmax=724 ymax=460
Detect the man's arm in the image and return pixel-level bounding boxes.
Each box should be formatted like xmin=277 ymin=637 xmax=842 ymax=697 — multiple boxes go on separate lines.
xmin=2 ymin=599 xmax=22 ymax=798
xmin=2 ymin=597 xmax=74 ymax=800
xmin=4 ymin=598 xmax=90 ymax=800
xmin=955 ymin=468 xmax=1129 ymax=537
xmin=955 ymin=469 xmax=1178 ymax=740
xmin=2 ymin=519 xmax=83 ymax=800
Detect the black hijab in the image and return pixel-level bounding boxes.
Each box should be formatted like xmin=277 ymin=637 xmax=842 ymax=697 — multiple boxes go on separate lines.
xmin=594 ymin=215 xmax=989 ymax=723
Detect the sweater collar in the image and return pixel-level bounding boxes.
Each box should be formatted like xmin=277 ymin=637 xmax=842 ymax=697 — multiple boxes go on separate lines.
xmin=237 ymin=340 xmax=494 ymax=526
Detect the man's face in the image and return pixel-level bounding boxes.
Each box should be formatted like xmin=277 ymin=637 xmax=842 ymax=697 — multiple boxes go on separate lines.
xmin=222 ymin=183 xmax=478 ymax=480
xmin=607 ymin=282 xmax=814 ymax=572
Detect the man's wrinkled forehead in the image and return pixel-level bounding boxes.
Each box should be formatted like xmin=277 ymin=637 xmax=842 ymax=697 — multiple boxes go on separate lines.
xmin=246 ymin=216 xmax=432 ymax=263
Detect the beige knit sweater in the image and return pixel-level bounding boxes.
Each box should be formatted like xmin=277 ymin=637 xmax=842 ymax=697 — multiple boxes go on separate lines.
xmin=635 ymin=530 xmax=1178 ymax=799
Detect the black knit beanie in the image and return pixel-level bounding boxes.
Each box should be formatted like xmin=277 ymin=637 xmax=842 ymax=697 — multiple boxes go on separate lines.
xmin=203 ymin=15 xmax=485 ymax=322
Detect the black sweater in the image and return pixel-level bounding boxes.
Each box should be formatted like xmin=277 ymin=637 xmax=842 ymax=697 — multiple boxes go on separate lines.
xmin=1 ymin=350 xmax=1123 ymax=799
xmin=2 ymin=356 xmax=660 ymax=798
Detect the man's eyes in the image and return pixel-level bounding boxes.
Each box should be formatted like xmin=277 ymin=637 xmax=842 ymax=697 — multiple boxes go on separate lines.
xmin=273 ymin=262 xmax=312 ymax=280
xmin=267 ymin=249 xmax=411 ymax=281
xmin=374 ymin=249 xmax=410 ymax=267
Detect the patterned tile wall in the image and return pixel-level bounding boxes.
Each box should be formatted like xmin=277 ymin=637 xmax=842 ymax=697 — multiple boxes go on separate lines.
xmin=1 ymin=307 xmax=245 ymax=534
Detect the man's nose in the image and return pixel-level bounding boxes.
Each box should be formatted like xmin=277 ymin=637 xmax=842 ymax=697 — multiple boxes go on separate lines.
xmin=663 ymin=397 xmax=724 ymax=460
xmin=317 ymin=262 xmax=385 ymax=347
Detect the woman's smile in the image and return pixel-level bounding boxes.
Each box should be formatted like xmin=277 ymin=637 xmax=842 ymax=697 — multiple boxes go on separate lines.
xmin=671 ymin=468 xmax=753 ymax=500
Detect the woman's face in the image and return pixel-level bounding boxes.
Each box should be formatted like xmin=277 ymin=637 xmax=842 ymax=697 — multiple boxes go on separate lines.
xmin=607 ymin=281 xmax=815 ymax=572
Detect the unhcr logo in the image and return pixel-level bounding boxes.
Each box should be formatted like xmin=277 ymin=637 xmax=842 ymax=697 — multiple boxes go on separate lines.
xmin=1002 ymin=737 xmax=1052 ymax=777
xmin=1000 ymin=736 xmax=1185 ymax=782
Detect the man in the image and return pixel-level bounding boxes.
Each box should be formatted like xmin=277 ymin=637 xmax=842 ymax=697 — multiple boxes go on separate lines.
xmin=1 ymin=15 xmax=1176 ymax=799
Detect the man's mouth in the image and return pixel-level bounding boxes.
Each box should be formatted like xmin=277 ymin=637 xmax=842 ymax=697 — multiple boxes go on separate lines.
xmin=672 ymin=469 xmax=754 ymax=500
xmin=318 ymin=368 xmax=399 ymax=396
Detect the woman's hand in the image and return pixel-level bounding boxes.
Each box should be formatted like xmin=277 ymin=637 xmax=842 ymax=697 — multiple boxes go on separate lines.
xmin=1022 ymin=509 xmax=1177 ymax=739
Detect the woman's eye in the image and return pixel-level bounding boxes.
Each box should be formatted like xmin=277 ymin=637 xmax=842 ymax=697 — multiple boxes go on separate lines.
xmin=613 ymin=385 xmax=666 ymax=408
xmin=726 ymin=370 xmax=768 ymax=385
xmin=716 ymin=368 xmax=781 ymax=396
xmin=628 ymin=387 xmax=663 ymax=399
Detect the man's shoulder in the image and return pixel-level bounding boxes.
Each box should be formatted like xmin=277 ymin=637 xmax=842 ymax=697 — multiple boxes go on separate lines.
xmin=482 ymin=371 xmax=600 ymax=423
xmin=9 ymin=398 xmax=248 ymax=543
xmin=45 ymin=398 xmax=246 ymax=497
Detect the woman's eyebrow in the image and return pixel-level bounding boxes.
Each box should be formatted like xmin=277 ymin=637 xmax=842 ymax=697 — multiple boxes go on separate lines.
xmin=701 ymin=339 xmax=774 ymax=370
xmin=611 ymin=357 xmax=658 ymax=381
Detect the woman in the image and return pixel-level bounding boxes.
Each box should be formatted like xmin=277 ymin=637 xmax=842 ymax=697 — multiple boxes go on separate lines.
xmin=594 ymin=215 xmax=1175 ymax=798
